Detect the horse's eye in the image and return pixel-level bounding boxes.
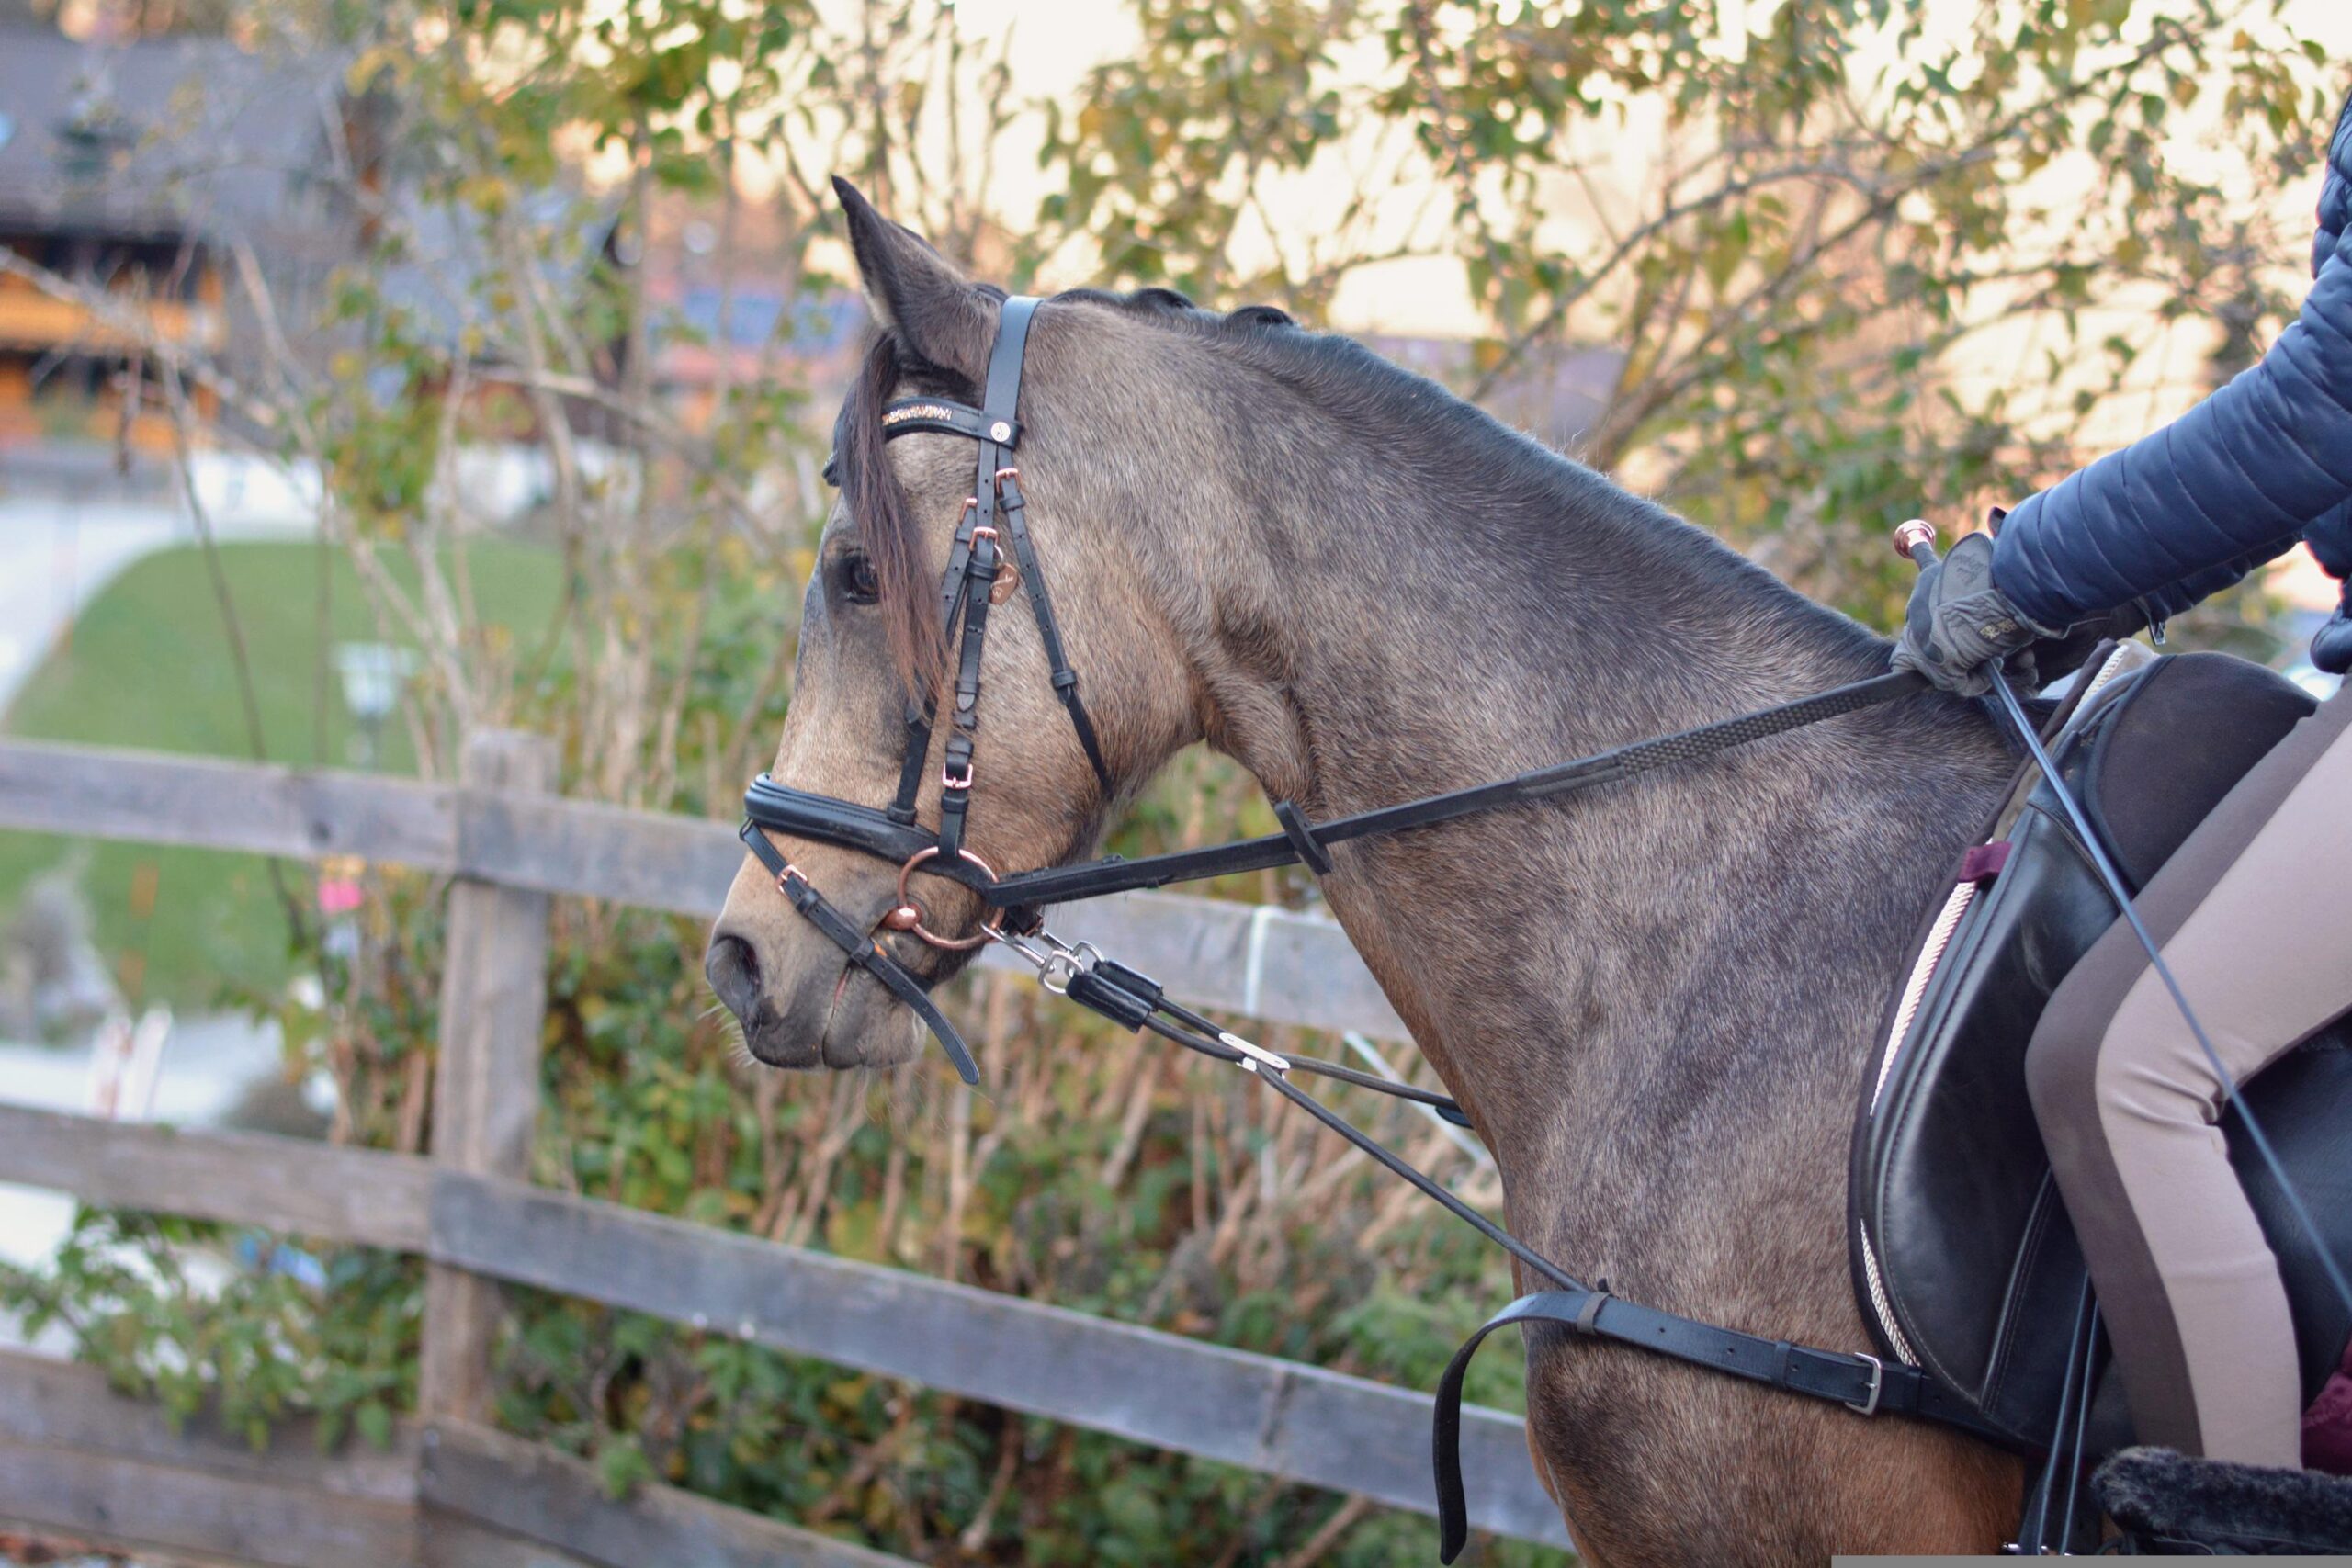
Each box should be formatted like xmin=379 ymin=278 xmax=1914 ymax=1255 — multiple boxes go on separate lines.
xmin=837 ymin=552 xmax=880 ymax=604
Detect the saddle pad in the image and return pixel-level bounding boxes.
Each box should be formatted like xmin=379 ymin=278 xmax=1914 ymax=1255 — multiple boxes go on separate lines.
xmin=1849 ymin=651 xmax=2352 ymax=1452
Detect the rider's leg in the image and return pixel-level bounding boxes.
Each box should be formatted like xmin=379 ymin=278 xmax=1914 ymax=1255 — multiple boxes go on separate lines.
xmin=2027 ymin=682 xmax=2352 ymax=1468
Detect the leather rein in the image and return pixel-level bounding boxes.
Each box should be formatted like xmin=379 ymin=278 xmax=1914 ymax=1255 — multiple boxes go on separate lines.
xmin=738 ymin=295 xmax=2011 ymax=1554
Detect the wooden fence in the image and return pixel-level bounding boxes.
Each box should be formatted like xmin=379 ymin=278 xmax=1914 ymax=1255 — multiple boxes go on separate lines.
xmin=0 ymin=735 xmax=1570 ymax=1564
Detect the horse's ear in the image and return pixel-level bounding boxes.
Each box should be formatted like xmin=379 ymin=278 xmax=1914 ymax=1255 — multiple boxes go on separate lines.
xmin=832 ymin=176 xmax=996 ymax=382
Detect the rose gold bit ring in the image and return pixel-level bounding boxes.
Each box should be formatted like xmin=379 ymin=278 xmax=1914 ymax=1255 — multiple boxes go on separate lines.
xmin=886 ymin=846 xmax=998 ymax=951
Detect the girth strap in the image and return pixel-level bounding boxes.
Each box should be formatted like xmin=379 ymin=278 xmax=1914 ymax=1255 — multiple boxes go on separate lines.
xmin=1429 ymin=1290 xmax=2013 ymax=1562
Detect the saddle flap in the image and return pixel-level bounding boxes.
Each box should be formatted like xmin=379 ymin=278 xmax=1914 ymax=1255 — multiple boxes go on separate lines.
xmin=1849 ymin=651 xmax=2348 ymax=1451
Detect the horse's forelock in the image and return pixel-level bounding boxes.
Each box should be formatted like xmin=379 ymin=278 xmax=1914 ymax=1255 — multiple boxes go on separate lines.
xmin=833 ymin=289 xmax=1296 ymax=697
xmin=837 ymin=333 xmax=950 ymax=695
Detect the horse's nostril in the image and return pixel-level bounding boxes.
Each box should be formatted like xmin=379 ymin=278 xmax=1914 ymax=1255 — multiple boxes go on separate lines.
xmin=705 ymin=933 xmax=763 ymax=1022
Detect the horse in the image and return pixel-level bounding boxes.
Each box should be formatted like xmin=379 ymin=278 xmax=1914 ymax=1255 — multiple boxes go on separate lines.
xmin=705 ymin=180 xmax=2026 ymax=1563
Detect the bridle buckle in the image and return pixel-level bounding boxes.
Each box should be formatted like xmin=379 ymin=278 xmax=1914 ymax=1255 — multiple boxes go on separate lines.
xmin=941 ymin=759 xmax=974 ymax=790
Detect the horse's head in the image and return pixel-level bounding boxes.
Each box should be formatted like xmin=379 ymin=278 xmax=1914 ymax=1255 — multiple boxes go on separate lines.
xmin=706 ymin=181 xmax=1219 ymax=1071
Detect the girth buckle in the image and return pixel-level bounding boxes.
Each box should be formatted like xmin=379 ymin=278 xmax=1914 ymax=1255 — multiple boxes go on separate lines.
xmin=1845 ymin=1352 xmax=1884 ymax=1417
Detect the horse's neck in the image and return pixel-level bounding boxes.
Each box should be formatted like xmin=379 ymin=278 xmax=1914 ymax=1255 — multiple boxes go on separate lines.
xmin=1189 ymin=467 xmax=2015 ymax=1290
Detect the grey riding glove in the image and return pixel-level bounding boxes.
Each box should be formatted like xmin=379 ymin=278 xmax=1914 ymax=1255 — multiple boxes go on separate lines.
xmin=2314 ymin=585 xmax=2352 ymax=675
xmin=1891 ymin=531 xmax=2059 ymax=696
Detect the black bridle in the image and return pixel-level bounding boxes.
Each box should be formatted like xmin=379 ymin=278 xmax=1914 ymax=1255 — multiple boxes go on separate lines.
xmin=738 ymin=296 xmax=2020 ymax=1551
xmin=739 ymin=292 xmax=1935 ymax=1075
xmin=736 ymin=295 xmax=1108 ymax=1084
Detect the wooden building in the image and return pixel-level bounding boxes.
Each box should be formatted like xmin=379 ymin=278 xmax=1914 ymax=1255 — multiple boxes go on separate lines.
xmin=0 ymin=29 xmax=352 ymax=452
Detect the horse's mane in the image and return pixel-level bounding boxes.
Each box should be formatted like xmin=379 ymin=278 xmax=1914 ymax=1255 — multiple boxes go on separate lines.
xmin=834 ymin=282 xmax=1856 ymax=694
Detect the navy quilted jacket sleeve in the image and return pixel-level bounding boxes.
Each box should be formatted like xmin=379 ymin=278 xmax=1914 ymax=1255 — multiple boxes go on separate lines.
xmin=1991 ymin=95 xmax=2352 ymax=629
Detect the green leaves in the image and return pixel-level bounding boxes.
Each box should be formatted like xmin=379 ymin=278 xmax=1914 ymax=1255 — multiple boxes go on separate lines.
xmin=0 ymin=1208 xmax=422 ymax=1457
xmin=1035 ymin=0 xmax=2330 ymax=630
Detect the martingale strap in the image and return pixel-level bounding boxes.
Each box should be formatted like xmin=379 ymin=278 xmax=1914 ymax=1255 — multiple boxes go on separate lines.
xmin=1006 ymin=930 xmax=2013 ymax=1562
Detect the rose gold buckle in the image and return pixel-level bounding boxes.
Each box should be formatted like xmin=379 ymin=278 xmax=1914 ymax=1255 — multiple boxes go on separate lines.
xmin=941 ymin=759 xmax=973 ymax=790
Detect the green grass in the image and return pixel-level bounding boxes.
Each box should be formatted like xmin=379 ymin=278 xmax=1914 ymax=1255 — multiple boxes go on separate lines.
xmin=1 ymin=539 xmax=564 ymax=1010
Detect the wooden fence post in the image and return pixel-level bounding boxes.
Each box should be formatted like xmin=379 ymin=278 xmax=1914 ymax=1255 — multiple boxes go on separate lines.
xmin=418 ymin=728 xmax=556 ymax=1425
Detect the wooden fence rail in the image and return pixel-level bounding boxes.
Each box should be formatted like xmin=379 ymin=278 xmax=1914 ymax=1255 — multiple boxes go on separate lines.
xmin=0 ymin=1349 xmax=908 ymax=1568
xmin=0 ymin=736 xmax=1569 ymax=1560
xmin=0 ymin=737 xmax=1409 ymax=1038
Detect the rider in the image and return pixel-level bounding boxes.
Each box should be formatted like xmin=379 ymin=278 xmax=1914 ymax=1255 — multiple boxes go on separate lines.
xmin=1894 ymin=87 xmax=2352 ymax=1476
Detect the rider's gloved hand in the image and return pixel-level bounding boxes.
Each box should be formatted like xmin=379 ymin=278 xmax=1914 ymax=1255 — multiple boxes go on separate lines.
xmin=1892 ymin=531 xmax=2062 ymax=695
xmin=2313 ymin=583 xmax=2352 ymax=675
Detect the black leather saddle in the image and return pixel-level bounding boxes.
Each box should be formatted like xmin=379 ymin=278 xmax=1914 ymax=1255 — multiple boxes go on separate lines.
xmin=1849 ymin=649 xmax=2352 ymax=1454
